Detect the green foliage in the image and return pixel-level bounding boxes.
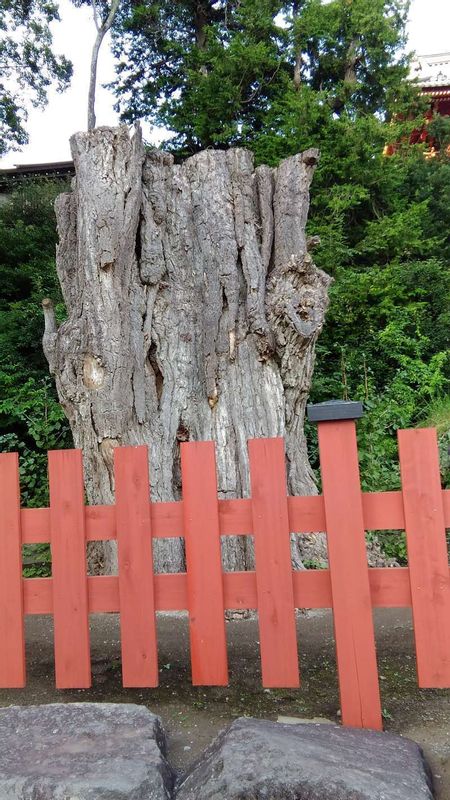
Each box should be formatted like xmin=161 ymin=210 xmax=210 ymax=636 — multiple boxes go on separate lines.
xmin=110 ymin=0 xmax=414 ymax=155
xmin=420 ymin=396 xmax=450 ymax=488
xmin=0 ymin=179 xmax=73 ymax=574
xmin=0 ymin=374 xmax=71 ymax=577
xmin=22 ymin=543 xmax=52 ymax=578
xmin=0 ymin=0 xmax=72 ymax=155
xmin=0 ymin=179 xmax=68 ymax=381
xmin=0 ymin=179 xmax=72 ymax=510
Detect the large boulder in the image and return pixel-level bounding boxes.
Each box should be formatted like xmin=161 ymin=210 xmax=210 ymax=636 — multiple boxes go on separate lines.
xmin=0 ymin=702 xmax=174 ymax=799
xmin=175 ymin=718 xmax=434 ymax=800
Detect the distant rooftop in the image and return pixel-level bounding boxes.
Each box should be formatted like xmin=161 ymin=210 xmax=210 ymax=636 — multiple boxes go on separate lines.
xmin=0 ymin=160 xmax=74 ymax=179
xmin=410 ymin=53 xmax=450 ymax=99
xmin=0 ymin=160 xmax=75 ymax=196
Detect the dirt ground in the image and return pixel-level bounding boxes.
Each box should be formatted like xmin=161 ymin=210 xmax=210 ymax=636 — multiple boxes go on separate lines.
xmin=0 ymin=609 xmax=449 ymax=799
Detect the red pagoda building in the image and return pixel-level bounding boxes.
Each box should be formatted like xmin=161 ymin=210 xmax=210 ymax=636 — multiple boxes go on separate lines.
xmin=410 ymin=52 xmax=450 ymax=117
xmin=408 ymin=52 xmax=450 ymax=156
xmin=384 ymin=52 xmax=450 ymax=156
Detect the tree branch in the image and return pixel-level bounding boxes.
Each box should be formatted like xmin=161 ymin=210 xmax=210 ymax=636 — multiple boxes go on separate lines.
xmin=292 ymin=0 xmax=302 ymax=90
xmin=88 ymin=0 xmax=120 ymax=130
xmin=91 ymin=0 xmax=100 ymax=33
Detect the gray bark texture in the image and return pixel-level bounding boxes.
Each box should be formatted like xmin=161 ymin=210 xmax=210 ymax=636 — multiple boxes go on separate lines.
xmin=43 ymin=125 xmax=332 ymax=575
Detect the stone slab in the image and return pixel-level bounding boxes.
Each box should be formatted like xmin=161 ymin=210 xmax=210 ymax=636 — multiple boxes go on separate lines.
xmin=176 ymin=717 xmax=434 ymax=799
xmin=0 ymin=702 xmax=174 ymax=799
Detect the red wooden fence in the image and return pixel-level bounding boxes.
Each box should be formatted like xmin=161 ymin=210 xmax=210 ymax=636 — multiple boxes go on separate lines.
xmin=1 ymin=420 xmax=449 ymax=733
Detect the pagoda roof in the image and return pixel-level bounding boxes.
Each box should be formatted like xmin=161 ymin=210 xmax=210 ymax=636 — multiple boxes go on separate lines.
xmin=410 ymin=53 xmax=450 ymax=98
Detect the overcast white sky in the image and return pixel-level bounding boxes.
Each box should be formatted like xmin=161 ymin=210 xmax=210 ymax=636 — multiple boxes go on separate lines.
xmin=1 ymin=0 xmax=449 ymax=168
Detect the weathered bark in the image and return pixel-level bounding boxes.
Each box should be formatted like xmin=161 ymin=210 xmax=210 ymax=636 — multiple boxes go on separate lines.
xmin=44 ymin=125 xmax=331 ymax=574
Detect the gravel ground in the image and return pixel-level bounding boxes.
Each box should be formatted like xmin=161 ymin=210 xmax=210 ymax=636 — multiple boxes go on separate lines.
xmin=0 ymin=609 xmax=448 ymax=798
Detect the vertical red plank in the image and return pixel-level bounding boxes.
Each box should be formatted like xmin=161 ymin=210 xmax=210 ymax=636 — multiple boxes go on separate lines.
xmin=181 ymin=441 xmax=228 ymax=685
xmin=115 ymin=446 xmax=158 ymax=687
xmin=248 ymin=438 xmax=300 ymax=688
xmin=48 ymin=449 xmax=91 ymax=688
xmin=398 ymin=428 xmax=450 ymax=687
xmin=318 ymin=420 xmax=382 ymax=730
xmin=0 ymin=453 xmax=25 ymax=687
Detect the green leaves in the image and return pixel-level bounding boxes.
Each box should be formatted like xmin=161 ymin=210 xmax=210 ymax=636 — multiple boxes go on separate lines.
xmin=0 ymin=178 xmax=72 ymax=509
xmin=109 ymin=0 xmax=414 ymax=155
xmin=0 ymin=0 xmax=72 ymax=154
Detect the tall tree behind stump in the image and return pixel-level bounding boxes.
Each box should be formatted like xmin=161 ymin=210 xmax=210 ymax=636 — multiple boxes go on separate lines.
xmin=43 ymin=125 xmax=331 ymax=574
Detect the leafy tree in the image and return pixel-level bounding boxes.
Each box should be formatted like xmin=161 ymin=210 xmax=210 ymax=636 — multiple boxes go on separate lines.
xmin=0 ymin=0 xmax=72 ymax=155
xmin=109 ymin=0 xmax=414 ymax=154
xmin=0 ymin=178 xmax=72 ymax=511
xmin=110 ymin=0 xmax=287 ymax=154
xmin=0 ymin=177 xmax=73 ymax=574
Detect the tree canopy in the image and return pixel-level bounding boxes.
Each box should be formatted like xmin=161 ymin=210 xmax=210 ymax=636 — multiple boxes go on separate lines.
xmin=109 ymin=0 xmax=414 ymax=154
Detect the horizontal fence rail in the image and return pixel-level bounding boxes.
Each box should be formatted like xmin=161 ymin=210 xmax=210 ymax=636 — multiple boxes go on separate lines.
xmin=0 ymin=421 xmax=450 ymax=733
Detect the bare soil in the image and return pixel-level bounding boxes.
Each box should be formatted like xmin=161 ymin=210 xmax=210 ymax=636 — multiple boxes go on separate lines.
xmin=1 ymin=609 xmax=449 ymax=798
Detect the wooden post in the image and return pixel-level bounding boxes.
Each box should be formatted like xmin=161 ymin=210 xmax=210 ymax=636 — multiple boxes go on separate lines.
xmin=398 ymin=428 xmax=450 ymax=687
xmin=181 ymin=441 xmax=228 ymax=685
xmin=309 ymin=401 xmax=382 ymax=730
xmin=0 ymin=453 xmax=26 ymax=687
xmin=115 ymin=445 xmax=158 ymax=687
xmin=248 ymin=437 xmax=300 ymax=688
xmin=48 ymin=449 xmax=91 ymax=688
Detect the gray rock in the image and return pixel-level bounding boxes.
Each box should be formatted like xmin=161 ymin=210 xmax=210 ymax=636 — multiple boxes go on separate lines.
xmin=176 ymin=718 xmax=434 ymax=800
xmin=0 ymin=702 xmax=174 ymax=799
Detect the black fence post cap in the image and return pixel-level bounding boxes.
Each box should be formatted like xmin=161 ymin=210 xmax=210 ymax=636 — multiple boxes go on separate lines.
xmin=307 ymin=400 xmax=364 ymax=423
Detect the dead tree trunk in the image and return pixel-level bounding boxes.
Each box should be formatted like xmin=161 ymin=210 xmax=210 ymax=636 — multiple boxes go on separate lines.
xmin=43 ymin=125 xmax=331 ymax=574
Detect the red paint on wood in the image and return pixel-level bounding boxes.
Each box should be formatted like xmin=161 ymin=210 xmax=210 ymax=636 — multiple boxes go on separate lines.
xmin=369 ymin=567 xmax=412 ymax=607
xmin=86 ymin=505 xmax=116 ymax=540
xmin=48 ymin=449 xmax=91 ymax=688
xmin=19 ymin=487 xmax=450 ymax=546
xmin=0 ymin=453 xmax=25 ymax=687
xmin=21 ymin=507 xmax=50 ymax=543
xmin=114 ymin=446 xmax=158 ymax=687
xmin=398 ymin=428 xmax=450 ymax=687
xmin=288 ymin=495 xmax=326 ymax=532
xmin=24 ymin=577 xmax=53 ymax=614
xmin=219 ymin=498 xmax=253 ymax=534
xmin=181 ymin=441 xmax=228 ymax=685
xmin=248 ymin=437 xmax=299 ymax=688
xmin=23 ymin=565 xmax=421 ymax=618
xmin=318 ymin=421 xmax=382 ymax=730
xmin=293 ymin=569 xmax=332 ymax=608
xmin=362 ymin=491 xmax=405 ymax=530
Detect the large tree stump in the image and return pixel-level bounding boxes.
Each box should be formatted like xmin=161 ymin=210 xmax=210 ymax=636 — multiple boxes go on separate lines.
xmin=43 ymin=125 xmax=331 ymax=574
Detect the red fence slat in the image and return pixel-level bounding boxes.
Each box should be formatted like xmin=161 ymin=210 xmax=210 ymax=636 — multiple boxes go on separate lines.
xmin=318 ymin=420 xmax=382 ymax=730
xmin=48 ymin=449 xmax=91 ymax=688
xmin=115 ymin=446 xmax=158 ymax=687
xmin=398 ymin=428 xmax=450 ymax=687
xmin=23 ymin=565 xmax=424 ymax=616
xmin=248 ymin=437 xmax=300 ymax=688
xmin=181 ymin=441 xmax=228 ymax=685
xmin=18 ymin=487 xmax=450 ymax=546
xmin=362 ymin=491 xmax=405 ymax=530
xmin=0 ymin=453 xmax=25 ymax=687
